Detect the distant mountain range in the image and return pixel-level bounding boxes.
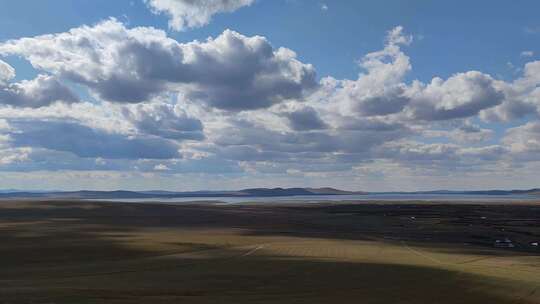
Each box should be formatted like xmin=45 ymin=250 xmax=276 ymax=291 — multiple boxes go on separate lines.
xmin=0 ymin=187 xmax=366 ymax=199
xmin=0 ymin=187 xmax=538 ymax=199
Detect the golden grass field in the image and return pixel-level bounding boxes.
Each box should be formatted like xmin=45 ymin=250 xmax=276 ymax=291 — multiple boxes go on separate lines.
xmin=0 ymin=200 xmax=539 ymax=303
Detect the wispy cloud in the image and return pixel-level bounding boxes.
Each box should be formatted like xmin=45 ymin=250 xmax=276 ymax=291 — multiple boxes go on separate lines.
xmin=524 ymin=26 xmax=540 ymax=34
xmin=520 ymin=50 xmax=534 ymax=58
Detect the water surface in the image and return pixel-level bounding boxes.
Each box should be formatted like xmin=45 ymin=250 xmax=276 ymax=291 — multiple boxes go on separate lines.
xmin=93 ymin=193 xmax=539 ymax=204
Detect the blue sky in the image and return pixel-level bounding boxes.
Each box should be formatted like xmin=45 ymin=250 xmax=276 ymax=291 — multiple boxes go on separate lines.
xmin=0 ymin=0 xmax=539 ymax=191
xmin=2 ymin=1 xmax=539 ymax=81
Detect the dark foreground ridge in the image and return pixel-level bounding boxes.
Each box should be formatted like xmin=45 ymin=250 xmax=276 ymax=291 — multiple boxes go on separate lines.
xmin=0 ymin=200 xmax=539 ymax=303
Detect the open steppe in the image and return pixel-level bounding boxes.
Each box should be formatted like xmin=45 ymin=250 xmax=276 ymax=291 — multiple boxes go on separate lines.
xmin=0 ymin=200 xmax=539 ymax=303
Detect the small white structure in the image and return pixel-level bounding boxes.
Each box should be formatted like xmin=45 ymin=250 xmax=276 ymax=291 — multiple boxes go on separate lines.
xmin=494 ymin=238 xmax=515 ymax=248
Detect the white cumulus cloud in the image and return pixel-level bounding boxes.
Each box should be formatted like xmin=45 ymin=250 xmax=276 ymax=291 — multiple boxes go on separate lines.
xmin=0 ymin=19 xmax=316 ymax=110
xmin=145 ymin=0 xmax=254 ymax=31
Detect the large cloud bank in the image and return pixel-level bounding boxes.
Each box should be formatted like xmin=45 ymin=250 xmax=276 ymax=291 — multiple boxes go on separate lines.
xmin=0 ymin=20 xmax=539 ymax=190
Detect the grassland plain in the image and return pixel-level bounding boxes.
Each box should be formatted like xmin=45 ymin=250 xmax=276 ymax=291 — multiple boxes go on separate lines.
xmin=0 ymin=200 xmax=539 ymax=303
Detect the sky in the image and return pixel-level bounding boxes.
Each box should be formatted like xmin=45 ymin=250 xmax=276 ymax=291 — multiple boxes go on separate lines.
xmin=0 ymin=0 xmax=539 ymax=191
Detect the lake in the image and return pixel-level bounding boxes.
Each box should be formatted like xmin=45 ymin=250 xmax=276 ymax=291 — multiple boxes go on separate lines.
xmin=93 ymin=193 xmax=540 ymax=204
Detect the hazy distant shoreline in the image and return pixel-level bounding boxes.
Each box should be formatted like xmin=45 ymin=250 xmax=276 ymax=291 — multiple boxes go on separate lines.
xmin=80 ymin=193 xmax=540 ymax=206
xmin=0 ymin=187 xmax=538 ymax=200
